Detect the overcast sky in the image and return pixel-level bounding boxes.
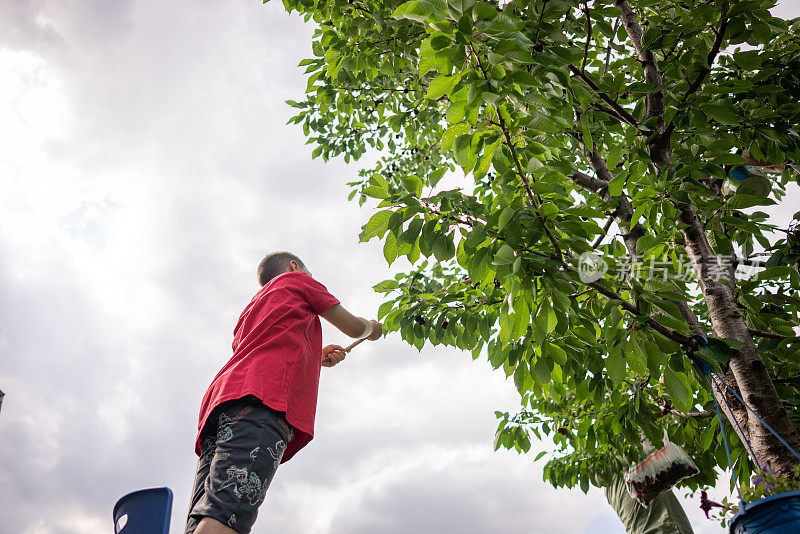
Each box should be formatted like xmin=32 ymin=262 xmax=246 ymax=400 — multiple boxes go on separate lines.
xmin=1 ymin=1 xmax=798 ymax=533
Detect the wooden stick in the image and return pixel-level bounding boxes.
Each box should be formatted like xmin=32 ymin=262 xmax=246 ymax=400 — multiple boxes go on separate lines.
xmin=344 ymin=338 xmax=366 ymax=353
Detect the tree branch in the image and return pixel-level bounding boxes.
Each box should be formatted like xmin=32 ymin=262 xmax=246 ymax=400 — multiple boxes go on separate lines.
xmin=677 ymin=199 xmax=800 ymax=474
xmin=774 ymin=376 xmax=800 ymax=384
xmin=570 ymin=150 xmax=645 ymax=257
xmin=581 ymin=1 xmax=592 ymax=73
xmin=568 ymin=65 xmax=639 ymax=128
xmin=583 ymin=278 xmax=691 ymax=345
xmin=570 ymin=169 xmax=607 ymax=192
xmin=572 ymin=159 xmax=705 ymax=341
xmin=603 ymin=19 xmax=621 ymax=76
xmin=614 ymin=0 xmax=664 ymax=121
xmin=683 ymin=5 xmax=729 ymax=100
xmin=613 ymin=0 xmax=670 ymax=168
xmin=664 ymin=3 xmax=730 ymax=138
xmin=750 ymin=328 xmax=800 ymax=341
xmin=468 ymin=42 xmax=566 ymax=263
xmin=662 ymin=407 xmax=714 ymax=419
xmin=592 ymin=215 xmax=615 ymax=248
xmin=591 ymin=102 xmax=635 ymax=126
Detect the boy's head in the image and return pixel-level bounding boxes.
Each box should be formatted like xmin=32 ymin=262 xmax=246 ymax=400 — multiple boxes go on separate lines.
xmin=257 ymin=251 xmax=310 ymax=286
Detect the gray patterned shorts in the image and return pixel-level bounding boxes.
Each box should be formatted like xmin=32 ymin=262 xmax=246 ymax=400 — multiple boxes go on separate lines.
xmin=185 ymin=396 xmax=293 ymax=534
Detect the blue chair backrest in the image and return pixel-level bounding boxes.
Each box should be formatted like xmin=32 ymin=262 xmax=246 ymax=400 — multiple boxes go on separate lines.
xmin=113 ymin=487 xmax=173 ymax=534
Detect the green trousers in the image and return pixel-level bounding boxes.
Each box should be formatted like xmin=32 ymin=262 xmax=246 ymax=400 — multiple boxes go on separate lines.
xmin=604 ymin=474 xmax=694 ymax=534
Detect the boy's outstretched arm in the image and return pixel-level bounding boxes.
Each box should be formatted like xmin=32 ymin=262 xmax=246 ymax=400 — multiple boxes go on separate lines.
xmin=321 ymin=304 xmax=382 ymax=340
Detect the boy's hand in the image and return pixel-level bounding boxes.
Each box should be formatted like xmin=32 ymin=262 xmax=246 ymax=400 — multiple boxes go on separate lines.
xmin=367 ymin=320 xmax=382 ymax=341
xmin=322 ymin=344 xmax=347 ymax=367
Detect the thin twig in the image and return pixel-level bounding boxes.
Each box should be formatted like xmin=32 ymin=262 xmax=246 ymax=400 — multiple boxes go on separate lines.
xmin=664 ymin=3 xmax=729 ymax=138
xmin=581 ymin=2 xmax=592 ymax=73
xmin=774 ymin=376 xmax=800 ymax=384
xmin=592 ymin=215 xmax=616 ymax=248
xmin=603 ymin=19 xmax=621 ymax=76
xmin=568 ymin=65 xmax=640 ymax=128
xmin=750 ymin=328 xmax=800 ymax=341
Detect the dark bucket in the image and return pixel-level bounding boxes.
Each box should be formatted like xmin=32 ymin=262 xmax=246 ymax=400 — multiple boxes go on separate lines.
xmin=729 ymin=490 xmax=800 ymax=534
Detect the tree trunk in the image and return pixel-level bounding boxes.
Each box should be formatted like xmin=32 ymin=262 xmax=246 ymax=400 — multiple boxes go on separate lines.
xmin=678 ymin=203 xmax=800 ymax=477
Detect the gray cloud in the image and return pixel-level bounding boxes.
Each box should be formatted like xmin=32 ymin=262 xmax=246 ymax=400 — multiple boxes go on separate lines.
xmin=0 ymin=0 xmax=63 ymax=51
xmin=323 ymin=449 xmax=617 ymax=534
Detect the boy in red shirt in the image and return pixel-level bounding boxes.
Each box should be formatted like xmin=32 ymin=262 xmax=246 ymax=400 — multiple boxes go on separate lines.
xmin=185 ymin=251 xmax=382 ymax=534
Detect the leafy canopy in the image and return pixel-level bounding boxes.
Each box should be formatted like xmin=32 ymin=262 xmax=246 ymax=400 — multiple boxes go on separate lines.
xmin=278 ymin=0 xmax=800 ymax=493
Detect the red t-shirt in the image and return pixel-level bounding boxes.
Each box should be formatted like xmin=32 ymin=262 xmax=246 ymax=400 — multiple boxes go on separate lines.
xmin=195 ymin=271 xmax=340 ymax=462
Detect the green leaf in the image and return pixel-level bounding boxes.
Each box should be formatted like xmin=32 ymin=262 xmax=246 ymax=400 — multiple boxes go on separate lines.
xmin=512 ymin=296 xmax=530 ymax=339
xmin=607 ymin=173 xmax=625 ymax=197
xmin=701 ymin=104 xmax=742 ymax=126
xmin=734 ymin=50 xmax=762 ymax=70
xmin=447 ymin=0 xmax=475 ymax=16
xmin=758 ymin=266 xmax=794 ymax=281
xmin=446 ymin=100 xmax=467 ymax=123
xmin=580 ymin=113 xmax=593 ymax=152
xmin=535 ymin=302 xmax=557 ymax=335
xmin=652 ymin=314 xmax=689 ymax=333
xmin=442 ymin=123 xmax=470 ymax=150
xmin=363 ymin=185 xmax=389 ymax=199
xmin=433 ymin=233 xmax=456 ymax=261
xmin=393 ymin=0 xmax=447 ymax=22
xmin=663 ymin=369 xmax=690 ymax=411
xmin=430 ymin=33 xmax=452 ymax=51
xmin=400 ymin=175 xmax=423 ymax=197
xmin=713 ymin=153 xmax=745 ymax=166
xmin=362 ymin=210 xmax=393 ymax=240
xmin=721 ymin=338 xmax=744 ymax=350
xmin=605 ymin=347 xmax=626 ymax=385
xmin=426 ymin=74 xmax=459 ymax=100
xmin=494 ymin=243 xmax=515 ymax=265
xmin=514 ymin=361 xmax=529 ymax=393
xmin=419 ymin=219 xmax=437 ymax=256
xmin=540 ymin=202 xmax=558 ymax=218
xmin=377 ymin=301 xmax=395 ymax=322
xmin=465 ymin=226 xmax=487 ymax=248
xmin=373 ymin=280 xmax=400 ymax=292
xmin=399 ymin=217 xmax=423 ymax=245
xmin=498 ymin=206 xmax=516 ymax=230
xmin=701 ymin=422 xmax=717 ymax=452
xmin=726 ymin=194 xmax=776 ymax=210
xmin=636 ymin=235 xmax=659 ymax=254
xmin=453 ymin=133 xmax=477 ymax=173
xmin=626 ymin=336 xmax=648 ymax=376
xmin=528 ymin=156 xmax=543 ymax=172
xmin=547 ymin=342 xmax=568 ymax=366
xmin=383 ymin=232 xmax=398 ymax=265
xmin=534 ymin=357 xmax=551 ymax=385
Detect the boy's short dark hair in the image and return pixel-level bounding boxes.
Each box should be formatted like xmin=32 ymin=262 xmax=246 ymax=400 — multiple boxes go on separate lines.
xmin=257 ymin=251 xmax=306 ymax=286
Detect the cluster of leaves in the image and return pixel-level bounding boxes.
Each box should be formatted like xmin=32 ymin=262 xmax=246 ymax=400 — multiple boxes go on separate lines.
xmin=277 ymin=0 xmax=800 ymax=495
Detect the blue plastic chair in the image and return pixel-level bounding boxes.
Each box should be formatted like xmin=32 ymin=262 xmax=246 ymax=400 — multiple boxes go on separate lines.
xmin=113 ymin=487 xmax=173 ymax=534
